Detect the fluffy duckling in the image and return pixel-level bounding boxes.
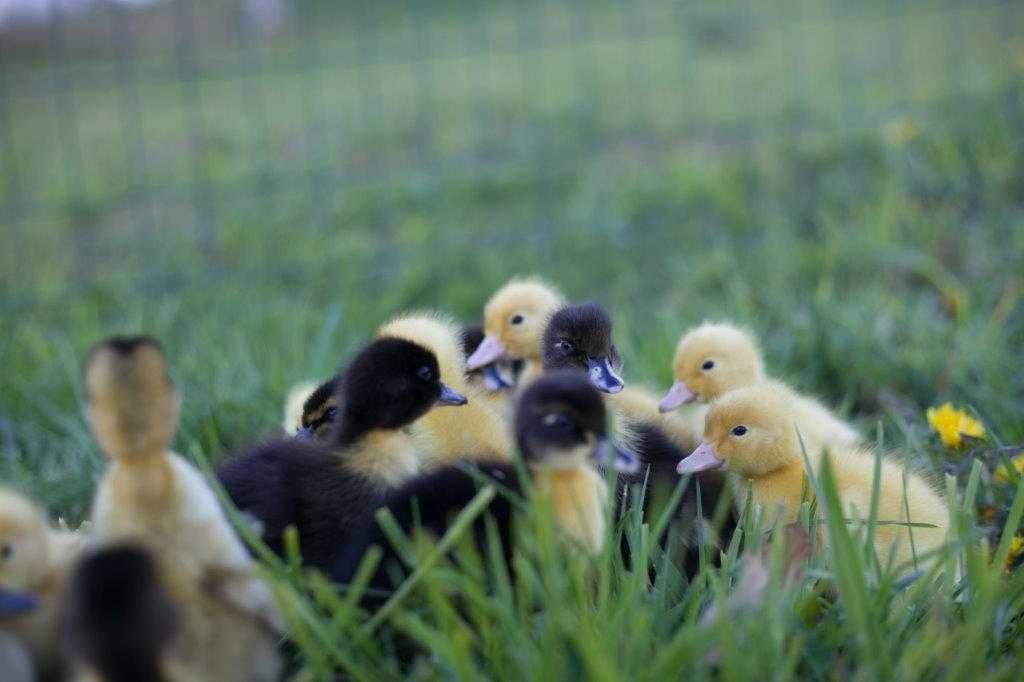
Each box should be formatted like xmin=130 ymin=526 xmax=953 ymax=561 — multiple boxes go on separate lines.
xmin=677 ymin=383 xmax=948 ymax=570
xmin=332 ymin=372 xmax=638 ymax=593
xmin=659 ymin=322 xmax=860 ymax=455
xmin=84 ymin=335 xmax=282 ymax=682
xmin=64 ymin=543 xmax=179 ymax=682
xmin=466 ymin=276 xmax=566 ymax=388
xmin=377 ymin=312 xmax=514 ymax=467
xmin=219 ymin=336 xmax=467 ymax=568
xmin=295 ymin=376 xmax=339 ymax=440
xmin=0 ymin=487 xmax=83 ymax=682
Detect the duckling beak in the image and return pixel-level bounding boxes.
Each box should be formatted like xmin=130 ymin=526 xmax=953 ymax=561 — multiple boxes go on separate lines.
xmin=466 ymin=334 xmax=507 ymax=370
xmin=0 ymin=588 xmax=38 ymax=617
xmin=677 ymin=440 xmax=724 ymax=474
xmin=295 ymin=426 xmax=315 ymax=440
xmin=592 ymin=438 xmax=641 ymax=474
xmin=586 ymin=357 xmax=624 ymax=394
xmin=659 ymin=380 xmax=696 ymax=412
xmin=437 ymin=383 xmax=469 ymax=406
xmin=480 ymin=363 xmax=514 ymax=391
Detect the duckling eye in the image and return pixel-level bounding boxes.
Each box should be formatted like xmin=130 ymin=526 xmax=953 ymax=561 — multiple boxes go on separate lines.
xmin=0 ymin=544 xmax=12 ymax=561
xmin=511 ymin=314 xmax=524 ymax=325
xmin=555 ymin=339 xmax=574 ymax=355
xmin=731 ymin=425 xmax=748 ymax=437
xmin=416 ymin=366 xmax=434 ymax=381
xmin=702 ymin=360 xmax=715 ymax=371
xmin=542 ymin=412 xmax=572 ymax=429
xmin=324 ymin=406 xmax=338 ymax=421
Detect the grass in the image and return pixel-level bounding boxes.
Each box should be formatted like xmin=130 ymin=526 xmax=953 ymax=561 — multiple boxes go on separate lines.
xmin=2 ymin=0 xmax=1024 ymax=678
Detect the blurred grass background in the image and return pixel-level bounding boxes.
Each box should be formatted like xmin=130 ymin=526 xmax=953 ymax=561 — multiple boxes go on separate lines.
xmin=1 ymin=0 xmax=1023 ymax=525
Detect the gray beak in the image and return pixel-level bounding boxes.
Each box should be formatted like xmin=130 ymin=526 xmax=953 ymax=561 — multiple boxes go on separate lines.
xmin=0 ymin=588 xmax=38 ymax=617
xmin=586 ymin=357 xmax=624 ymax=394
xmin=481 ymin=363 xmax=514 ymax=391
xmin=295 ymin=426 xmax=315 ymax=440
xmin=437 ymin=383 xmax=469 ymax=406
xmin=592 ymin=438 xmax=641 ymax=474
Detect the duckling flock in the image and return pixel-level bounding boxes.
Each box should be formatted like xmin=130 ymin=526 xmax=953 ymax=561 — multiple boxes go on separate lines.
xmin=0 ymin=275 xmax=951 ymax=681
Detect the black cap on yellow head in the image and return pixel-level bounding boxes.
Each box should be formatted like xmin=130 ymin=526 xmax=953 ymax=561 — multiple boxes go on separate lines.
xmin=83 ymin=335 xmax=179 ymax=461
xmin=514 ymin=371 xmax=637 ymax=473
xmin=331 ymin=337 xmax=467 ymax=447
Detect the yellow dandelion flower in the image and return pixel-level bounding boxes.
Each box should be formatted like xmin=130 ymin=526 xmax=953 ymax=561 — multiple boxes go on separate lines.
xmin=1006 ymin=536 xmax=1024 ymax=572
xmin=926 ymin=402 xmax=986 ymax=448
xmin=994 ymin=454 xmax=1024 ymax=485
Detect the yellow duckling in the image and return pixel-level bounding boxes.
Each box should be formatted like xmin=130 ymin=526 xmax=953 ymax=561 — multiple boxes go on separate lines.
xmin=0 ymin=488 xmax=83 ymax=681
xmin=466 ymin=276 xmax=567 ymax=390
xmin=84 ymin=335 xmax=282 ymax=682
xmin=677 ymin=383 xmax=948 ymax=571
xmin=659 ymin=322 xmax=859 ymax=456
xmin=378 ymin=311 xmax=514 ymax=468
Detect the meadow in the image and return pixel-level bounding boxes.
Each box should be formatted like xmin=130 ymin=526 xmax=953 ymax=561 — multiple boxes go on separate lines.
xmin=2 ymin=0 xmax=1024 ymax=678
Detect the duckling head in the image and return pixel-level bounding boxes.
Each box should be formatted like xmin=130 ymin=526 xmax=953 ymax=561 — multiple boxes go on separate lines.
xmin=64 ymin=543 xmax=177 ymax=678
xmin=332 ymin=337 xmax=467 ymax=446
xmin=0 ymin=489 xmax=50 ymax=603
xmin=676 ymin=384 xmax=799 ymax=478
xmin=514 ymin=371 xmax=638 ymax=473
xmin=467 ymin=277 xmax=565 ymax=370
xmin=461 ymin=324 xmax=522 ymax=392
xmin=542 ymin=303 xmax=624 ymax=394
xmin=659 ymin=322 xmax=765 ymax=412
xmin=83 ymin=336 xmax=179 ymax=461
xmin=297 ymin=377 xmax=339 ymax=440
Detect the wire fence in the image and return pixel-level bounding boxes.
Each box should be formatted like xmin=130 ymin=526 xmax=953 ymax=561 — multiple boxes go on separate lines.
xmin=1 ymin=0 xmax=1021 ymax=261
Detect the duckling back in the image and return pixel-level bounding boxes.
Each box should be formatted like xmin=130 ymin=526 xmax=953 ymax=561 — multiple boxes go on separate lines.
xmin=823 ymin=448 xmax=948 ymax=571
xmin=84 ymin=336 xmax=281 ymax=682
xmin=762 ymin=380 xmax=860 ymax=456
xmin=378 ymin=312 xmax=513 ymax=466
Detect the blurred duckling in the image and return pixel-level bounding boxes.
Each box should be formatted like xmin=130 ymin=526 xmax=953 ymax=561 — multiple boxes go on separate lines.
xmin=84 ymin=335 xmax=282 ymax=682
xmin=219 ymin=336 xmax=467 ymax=568
xmin=659 ymin=322 xmax=860 ymax=455
xmin=466 ymin=276 xmax=566 ymax=388
xmin=332 ymin=371 xmax=638 ymax=593
xmin=0 ymin=487 xmax=83 ymax=682
xmin=64 ymin=543 xmax=180 ymax=682
xmin=677 ymin=383 xmax=947 ymax=571
xmin=461 ymin=324 xmax=524 ymax=395
xmin=378 ymin=312 xmax=514 ymax=467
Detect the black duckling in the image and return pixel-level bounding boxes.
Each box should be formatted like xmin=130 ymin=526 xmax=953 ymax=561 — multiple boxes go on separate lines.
xmin=218 ymin=336 xmax=467 ymax=569
xmin=83 ymin=335 xmax=282 ymax=682
xmin=331 ymin=371 xmax=638 ymax=595
xmin=542 ymin=303 xmax=625 ymax=393
xmin=64 ymin=543 xmax=178 ymax=682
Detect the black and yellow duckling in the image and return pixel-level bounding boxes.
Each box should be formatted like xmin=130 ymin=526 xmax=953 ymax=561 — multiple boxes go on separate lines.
xmin=376 ymin=312 xmax=514 ymax=467
xmin=84 ymin=335 xmax=282 ymax=682
xmin=331 ymin=371 xmax=638 ymax=594
xmin=541 ymin=304 xmax=734 ymax=572
xmin=218 ymin=336 xmax=467 ymax=569
xmin=0 ymin=487 xmax=83 ymax=682
xmin=64 ymin=543 xmax=179 ymax=682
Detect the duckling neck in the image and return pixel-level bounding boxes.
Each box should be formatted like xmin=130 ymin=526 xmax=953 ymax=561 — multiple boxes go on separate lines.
xmin=109 ymin=450 xmax=175 ymax=512
xmin=737 ymin=461 xmax=807 ymax=526
xmin=532 ymin=465 xmax=608 ymax=554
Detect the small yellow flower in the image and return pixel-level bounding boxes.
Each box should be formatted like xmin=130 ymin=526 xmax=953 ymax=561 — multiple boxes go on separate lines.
xmin=926 ymin=402 xmax=986 ymax=448
xmin=1006 ymin=536 xmax=1024 ymax=572
xmin=994 ymin=454 xmax=1024 ymax=485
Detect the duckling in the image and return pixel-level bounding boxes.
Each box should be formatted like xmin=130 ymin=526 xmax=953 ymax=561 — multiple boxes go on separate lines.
xmin=64 ymin=543 xmax=179 ymax=682
xmin=659 ymin=322 xmax=860 ymax=455
xmin=677 ymin=383 xmax=948 ymax=570
xmin=466 ymin=276 xmax=566 ymax=388
xmin=295 ymin=376 xmax=339 ymax=440
xmin=83 ymin=335 xmax=282 ymax=682
xmin=0 ymin=487 xmax=83 ymax=682
xmin=332 ymin=371 xmax=638 ymax=593
xmin=219 ymin=336 xmax=467 ymax=568
xmin=377 ymin=312 xmax=514 ymax=467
